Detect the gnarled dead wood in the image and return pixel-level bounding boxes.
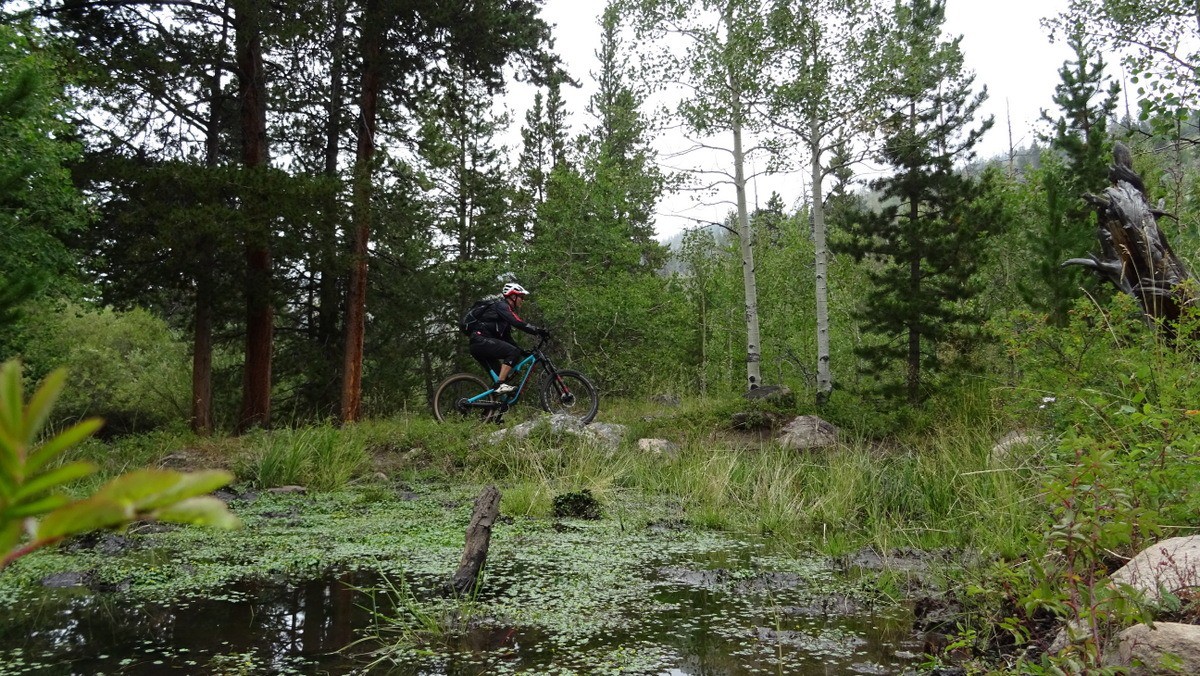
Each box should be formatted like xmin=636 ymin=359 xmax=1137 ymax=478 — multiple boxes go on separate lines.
xmin=448 ymin=485 xmax=501 ymax=597
xmin=1063 ymin=142 xmax=1195 ymax=330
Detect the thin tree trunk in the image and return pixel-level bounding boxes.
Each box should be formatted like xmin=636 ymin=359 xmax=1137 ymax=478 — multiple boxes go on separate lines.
xmin=725 ymin=7 xmax=763 ymax=391
xmin=192 ymin=0 xmax=230 ymax=435
xmin=907 ymin=193 xmax=921 ymax=405
xmin=235 ymin=0 xmax=273 ymax=433
xmin=318 ymin=0 xmax=347 ymax=414
xmin=809 ymin=114 xmax=832 ymax=403
xmin=905 ymin=101 xmax=921 ymax=405
xmin=340 ymin=0 xmax=382 ymax=423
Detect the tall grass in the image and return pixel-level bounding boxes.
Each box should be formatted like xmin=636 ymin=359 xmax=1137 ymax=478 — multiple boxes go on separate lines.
xmin=65 ymin=385 xmax=1043 ymax=553
xmin=468 ymin=424 xmax=637 ymax=517
xmin=238 ymin=425 xmax=370 ymax=491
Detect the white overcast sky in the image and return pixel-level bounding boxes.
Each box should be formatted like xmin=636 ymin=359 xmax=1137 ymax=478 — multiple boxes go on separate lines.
xmin=508 ymin=0 xmax=1087 ymax=240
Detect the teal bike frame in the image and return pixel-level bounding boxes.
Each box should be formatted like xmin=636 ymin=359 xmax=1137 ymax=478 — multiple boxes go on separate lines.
xmin=473 ymin=349 xmax=539 ymax=406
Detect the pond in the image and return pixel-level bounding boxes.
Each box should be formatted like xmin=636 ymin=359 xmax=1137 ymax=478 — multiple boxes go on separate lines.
xmin=0 ymin=489 xmax=930 ymax=674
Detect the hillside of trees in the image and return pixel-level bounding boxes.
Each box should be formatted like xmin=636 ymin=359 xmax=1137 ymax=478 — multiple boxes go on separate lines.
xmin=4 ymin=0 xmax=1200 ymax=671
xmin=2 ymin=0 xmax=1196 ymax=431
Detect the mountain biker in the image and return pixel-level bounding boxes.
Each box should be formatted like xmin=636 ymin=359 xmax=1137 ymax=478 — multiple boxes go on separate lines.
xmin=465 ymin=282 xmax=550 ymax=395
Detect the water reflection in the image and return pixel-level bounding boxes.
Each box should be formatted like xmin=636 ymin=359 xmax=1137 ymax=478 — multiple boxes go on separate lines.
xmin=0 ymin=556 xmax=920 ymax=675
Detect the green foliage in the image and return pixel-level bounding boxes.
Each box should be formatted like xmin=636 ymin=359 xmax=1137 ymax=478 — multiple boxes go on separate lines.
xmin=971 ymin=295 xmax=1200 ymax=666
xmin=0 ymin=22 xmax=89 ymax=334
xmin=1049 ymin=1 xmax=1198 ymax=126
xmin=552 ymin=488 xmax=603 ymax=520
xmin=15 ymin=304 xmax=194 ymax=434
xmin=519 ymin=24 xmax=685 ymax=395
xmin=1004 ymin=294 xmax=1200 ymax=530
xmin=0 ymin=359 xmax=238 ymax=570
xmin=237 ymin=424 xmax=370 ymax=492
xmin=1014 ymin=155 xmax=1098 ymax=325
xmin=1020 ymin=441 xmax=1155 ymax=670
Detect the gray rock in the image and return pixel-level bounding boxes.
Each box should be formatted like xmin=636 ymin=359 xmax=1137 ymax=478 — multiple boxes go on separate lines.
xmin=41 ymin=571 xmax=88 ymax=588
xmin=490 ymin=414 xmax=627 ymax=450
xmin=1105 ymin=622 xmax=1200 ymax=675
xmin=267 ymin=485 xmax=307 ymax=495
xmin=778 ymin=415 xmax=839 ymax=450
xmin=990 ymin=430 xmax=1043 ymax=465
xmin=1111 ymin=536 xmax=1200 ymax=604
xmin=637 ymin=438 xmax=679 ymax=457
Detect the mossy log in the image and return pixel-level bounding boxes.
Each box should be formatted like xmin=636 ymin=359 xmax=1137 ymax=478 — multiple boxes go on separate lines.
xmin=1064 ymin=142 xmax=1195 ymax=328
xmin=448 ymin=485 xmax=501 ymax=596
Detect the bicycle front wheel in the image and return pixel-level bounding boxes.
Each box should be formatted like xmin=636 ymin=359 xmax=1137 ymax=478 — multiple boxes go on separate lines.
xmin=540 ymin=370 xmax=599 ymax=424
xmin=432 ymin=373 xmax=496 ymax=423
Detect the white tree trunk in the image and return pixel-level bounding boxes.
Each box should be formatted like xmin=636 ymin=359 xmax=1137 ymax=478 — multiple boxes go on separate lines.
xmin=731 ymin=81 xmax=763 ymax=390
xmin=809 ymin=114 xmax=832 ymax=401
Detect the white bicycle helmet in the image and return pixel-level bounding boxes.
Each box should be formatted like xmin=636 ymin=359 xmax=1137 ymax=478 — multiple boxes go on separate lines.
xmin=502 ymin=282 xmax=529 ymax=297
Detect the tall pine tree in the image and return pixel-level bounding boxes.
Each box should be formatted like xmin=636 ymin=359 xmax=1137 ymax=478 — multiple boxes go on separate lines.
xmin=521 ymin=5 xmax=682 ymax=391
xmin=838 ymin=0 xmax=1003 ymax=404
xmin=1020 ymin=27 xmax=1118 ymax=324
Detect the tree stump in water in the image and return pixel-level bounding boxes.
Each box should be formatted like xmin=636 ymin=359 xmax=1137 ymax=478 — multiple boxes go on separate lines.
xmin=448 ymin=485 xmax=501 ymax=596
xmin=1064 ymin=142 xmax=1195 ymax=332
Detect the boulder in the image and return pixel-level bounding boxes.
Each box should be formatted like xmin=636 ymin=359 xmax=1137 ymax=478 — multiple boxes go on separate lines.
xmin=990 ymin=430 xmax=1043 ymax=465
xmin=1051 ymin=536 xmax=1200 ymax=653
xmin=490 ymin=414 xmax=627 ymax=451
xmin=637 ymin=438 xmax=680 ymax=458
xmin=1111 ymin=536 xmax=1200 ymax=604
xmin=1105 ymin=622 xmax=1200 ymax=675
xmin=777 ymin=415 xmax=839 ymax=450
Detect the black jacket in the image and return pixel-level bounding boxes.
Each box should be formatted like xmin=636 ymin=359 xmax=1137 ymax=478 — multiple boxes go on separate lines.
xmin=472 ymin=297 xmax=540 ymax=344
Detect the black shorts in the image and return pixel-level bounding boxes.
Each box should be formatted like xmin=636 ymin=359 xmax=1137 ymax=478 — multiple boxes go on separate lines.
xmin=468 ymin=335 xmax=522 ymax=377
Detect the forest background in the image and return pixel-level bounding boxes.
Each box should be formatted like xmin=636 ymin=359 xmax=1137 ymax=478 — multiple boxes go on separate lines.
xmin=3 ymin=0 xmax=1200 ymax=668
xmin=8 ymin=0 xmax=1198 ymax=434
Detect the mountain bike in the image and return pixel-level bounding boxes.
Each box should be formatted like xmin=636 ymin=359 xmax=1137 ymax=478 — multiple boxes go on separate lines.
xmin=432 ymin=336 xmax=599 ymax=425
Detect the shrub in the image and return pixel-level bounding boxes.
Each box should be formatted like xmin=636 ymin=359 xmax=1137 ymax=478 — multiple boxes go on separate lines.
xmin=16 ymin=304 xmax=191 ymax=434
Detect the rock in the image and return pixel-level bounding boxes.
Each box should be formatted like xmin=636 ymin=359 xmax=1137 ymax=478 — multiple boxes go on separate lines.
xmin=744 ymin=384 xmax=792 ymax=403
xmin=637 ymin=438 xmax=679 ymax=457
xmin=1051 ymin=536 xmax=1200 ymax=653
xmin=778 ymin=415 xmax=839 ymax=450
xmin=587 ymin=422 xmax=627 ymax=448
xmin=41 ymin=571 xmax=88 ymax=588
xmin=489 ymin=414 xmax=627 ymax=451
xmin=991 ymin=430 xmax=1042 ymax=465
xmin=649 ymin=393 xmax=681 ymax=407
xmin=1105 ymin=622 xmax=1200 ymax=675
xmin=267 ymin=485 xmax=308 ymax=495
xmin=1111 ymin=536 xmax=1200 ymax=604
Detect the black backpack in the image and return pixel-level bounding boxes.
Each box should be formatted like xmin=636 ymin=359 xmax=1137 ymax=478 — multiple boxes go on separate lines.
xmin=458 ymin=296 xmax=499 ymax=335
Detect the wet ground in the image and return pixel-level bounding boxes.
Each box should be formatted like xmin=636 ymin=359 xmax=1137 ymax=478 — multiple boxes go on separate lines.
xmin=0 ymin=490 xmax=932 ymax=675
xmin=0 ymin=558 xmax=922 ymax=674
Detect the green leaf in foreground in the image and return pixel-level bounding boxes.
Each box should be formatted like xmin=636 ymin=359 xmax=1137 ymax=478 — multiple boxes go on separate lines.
xmin=0 ymin=358 xmax=240 ymax=571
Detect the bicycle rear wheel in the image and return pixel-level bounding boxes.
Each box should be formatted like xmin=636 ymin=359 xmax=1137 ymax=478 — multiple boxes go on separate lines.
xmin=540 ymin=370 xmax=599 ymax=424
xmin=432 ymin=373 xmax=497 ymax=423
